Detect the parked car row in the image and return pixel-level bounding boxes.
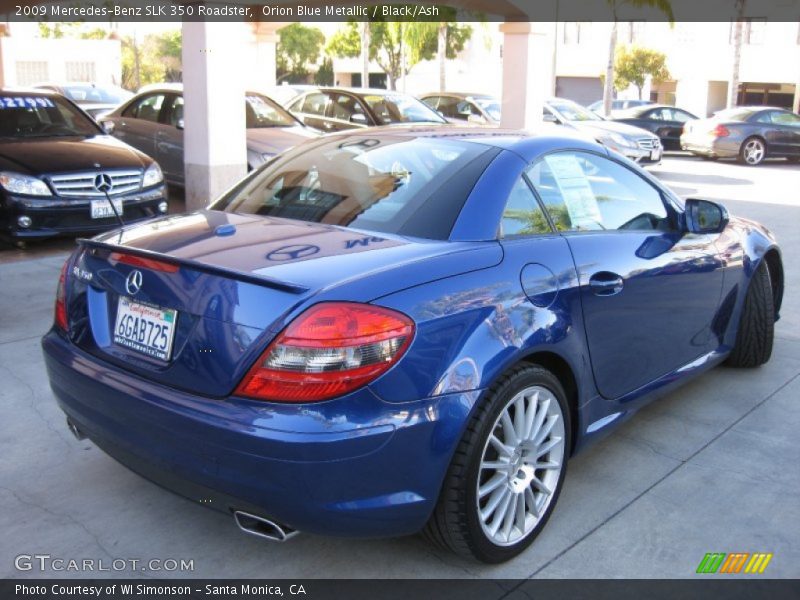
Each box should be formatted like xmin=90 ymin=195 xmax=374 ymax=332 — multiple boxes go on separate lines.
xmin=3 ymin=80 xmax=798 ymax=245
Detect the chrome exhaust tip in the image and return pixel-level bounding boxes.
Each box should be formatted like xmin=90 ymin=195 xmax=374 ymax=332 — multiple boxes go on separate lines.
xmin=66 ymin=418 xmax=87 ymax=441
xmin=233 ymin=510 xmax=299 ymax=542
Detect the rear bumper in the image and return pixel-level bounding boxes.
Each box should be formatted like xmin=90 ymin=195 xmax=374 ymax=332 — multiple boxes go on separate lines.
xmin=680 ymin=134 xmax=740 ymax=158
xmin=1 ymin=185 xmax=167 ymax=239
xmin=42 ymin=330 xmax=478 ymax=538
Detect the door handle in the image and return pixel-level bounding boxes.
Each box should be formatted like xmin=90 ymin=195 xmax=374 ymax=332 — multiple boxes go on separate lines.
xmin=589 ymin=272 xmax=624 ymax=296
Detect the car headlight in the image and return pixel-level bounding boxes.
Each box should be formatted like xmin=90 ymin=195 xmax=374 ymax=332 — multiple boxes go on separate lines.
xmin=0 ymin=172 xmax=52 ymax=196
xmin=599 ymin=133 xmax=635 ymax=149
xmin=142 ymin=163 xmax=164 ymax=188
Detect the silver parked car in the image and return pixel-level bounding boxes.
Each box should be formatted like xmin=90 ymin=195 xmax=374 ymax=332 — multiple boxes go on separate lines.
xmin=681 ymin=106 xmax=800 ymax=166
xmin=99 ymin=84 xmax=318 ymax=186
xmin=421 ymin=93 xmax=662 ymax=165
xmin=34 ymin=82 xmax=133 ymax=120
xmin=545 ymin=98 xmax=662 ymax=165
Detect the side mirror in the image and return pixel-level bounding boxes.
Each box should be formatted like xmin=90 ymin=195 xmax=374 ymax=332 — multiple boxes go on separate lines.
xmin=175 ymin=118 xmax=185 ymax=130
xmin=100 ymin=120 xmax=115 ymax=134
xmin=684 ymin=198 xmax=729 ymax=234
xmin=467 ymin=114 xmax=486 ymax=124
xmin=350 ymin=113 xmax=368 ymax=125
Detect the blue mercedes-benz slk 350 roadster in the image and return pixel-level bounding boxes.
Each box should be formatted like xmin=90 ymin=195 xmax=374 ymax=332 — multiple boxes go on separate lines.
xmin=42 ymin=126 xmax=783 ymax=563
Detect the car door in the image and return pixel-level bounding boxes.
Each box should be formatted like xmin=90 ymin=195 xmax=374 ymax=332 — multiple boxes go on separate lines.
xmin=154 ymin=93 xmax=185 ymax=185
xmin=526 ymin=151 xmax=724 ymax=399
xmin=659 ymin=108 xmax=695 ymax=151
xmin=758 ymin=110 xmax=800 ymax=157
xmin=113 ymin=93 xmax=168 ymax=159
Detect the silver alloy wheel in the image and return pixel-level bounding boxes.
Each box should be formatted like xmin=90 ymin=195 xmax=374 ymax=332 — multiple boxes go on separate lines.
xmin=476 ymin=385 xmax=565 ymax=546
xmin=743 ymin=139 xmax=765 ymax=165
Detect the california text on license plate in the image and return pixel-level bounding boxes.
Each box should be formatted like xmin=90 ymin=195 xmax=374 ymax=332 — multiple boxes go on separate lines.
xmin=113 ymin=297 xmax=177 ymax=361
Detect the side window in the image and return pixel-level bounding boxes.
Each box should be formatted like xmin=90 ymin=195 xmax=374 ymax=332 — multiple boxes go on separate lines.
xmin=754 ymin=111 xmax=774 ymax=124
xmin=122 ymin=94 xmax=166 ymax=122
xmin=328 ymin=93 xmax=366 ymax=122
xmin=301 ymin=93 xmax=329 ymax=116
xmin=437 ymin=96 xmax=463 ymax=120
xmin=671 ymin=109 xmax=694 ymax=123
xmin=526 ymin=152 xmax=671 ymax=232
xmin=165 ymin=95 xmax=183 ymax=128
xmin=500 ymin=177 xmax=552 ymax=237
xmin=648 ymin=108 xmax=666 ymax=120
xmin=287 ymin=96 xmax=304 ymax=113
xmin=421 ymin=96 xmax=440 ymax=111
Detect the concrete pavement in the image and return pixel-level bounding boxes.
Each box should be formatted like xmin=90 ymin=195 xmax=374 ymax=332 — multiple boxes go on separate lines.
xmin=0 ymin=156 xmax=797 ymax=580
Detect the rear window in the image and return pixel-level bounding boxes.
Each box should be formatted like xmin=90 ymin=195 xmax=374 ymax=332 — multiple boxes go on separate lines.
xmin=211 ymin=135 xmax=492 ymax=239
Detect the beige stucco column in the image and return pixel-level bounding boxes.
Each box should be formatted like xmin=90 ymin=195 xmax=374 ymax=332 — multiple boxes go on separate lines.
xmin=182 ymin=21 xmax=248 ymax=211
xmin=499 ymin=22 xmax=552 ymax=130
xmin=675 ymin=77 xmax=711 ymax=119
xmin=246 ymin=22 xmax=281 ymax=91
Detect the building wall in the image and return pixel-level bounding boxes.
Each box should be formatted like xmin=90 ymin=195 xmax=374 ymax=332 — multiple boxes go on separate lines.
xmin=0 ymin=37 xmax=122 ymax=88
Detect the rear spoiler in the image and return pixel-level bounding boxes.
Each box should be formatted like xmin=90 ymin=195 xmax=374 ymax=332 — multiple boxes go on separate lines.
xmin=77 ymin=238 xmax=309 ymax=294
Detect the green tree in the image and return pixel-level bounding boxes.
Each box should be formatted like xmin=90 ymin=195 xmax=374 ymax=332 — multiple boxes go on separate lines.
xmin=613 ymin=46 xmax=670 ymax=99
xmin=277 ymin=23 xmax=325 ymax=83
xmin=327 ymin=20 xmax=471 ymax=90
xmin=601 ymin=0 xmax=674 ymax=115
xmin=315 ymin=57 xmax=334 ymax=86
xmin=154 ymin=30 xmax=182 ymax=81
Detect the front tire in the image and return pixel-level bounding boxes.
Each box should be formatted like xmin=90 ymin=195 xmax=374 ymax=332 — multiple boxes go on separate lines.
xmin=423 ymin=364 xmax=570 ymax=563
xmin=727 ymin=261 xmax=775 ymax=367
xmin=739 ymin=137 xmax=766 ymax=166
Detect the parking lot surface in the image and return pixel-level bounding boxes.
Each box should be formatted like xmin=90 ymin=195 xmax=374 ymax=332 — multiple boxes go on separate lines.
xmin=1 ymin=156 xmax=798 ymax=580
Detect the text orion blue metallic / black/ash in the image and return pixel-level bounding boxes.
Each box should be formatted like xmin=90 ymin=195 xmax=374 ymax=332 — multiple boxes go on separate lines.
xmin=42 ymin=126 xmax=784 ymax=563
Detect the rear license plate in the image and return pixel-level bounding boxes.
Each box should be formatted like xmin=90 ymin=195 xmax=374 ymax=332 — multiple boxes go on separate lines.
xmin=90 ymin=198 xmax=123 ymax=219
xmin=113 ymin=297 xmax=177 ymax=361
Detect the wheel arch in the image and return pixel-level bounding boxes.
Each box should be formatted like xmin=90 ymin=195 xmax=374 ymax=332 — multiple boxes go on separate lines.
xmin=495 ymin=350 xmax=581 ymax=456
xmin=761 ymin=247 xmax=784 ymax=318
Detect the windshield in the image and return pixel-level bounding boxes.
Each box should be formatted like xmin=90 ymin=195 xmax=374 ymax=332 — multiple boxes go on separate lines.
xmin=473 ymin=97 xmax=501 ymax=121
xmin=0 ymin=94 xmax=100 ymax=138
xmin=211 ymin=135 xmax=488 ymax=239
xmin=549 ymin=99 xmax=603 ymax=122
xmin=61 ymin=84 xmax=131 ymax=105
xmin=246 ymin=93 xmax=298 ymax=128
xmin=361 ymin=93 xmax=446 ymax=125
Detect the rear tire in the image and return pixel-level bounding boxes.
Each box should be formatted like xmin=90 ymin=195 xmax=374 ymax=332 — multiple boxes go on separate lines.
xmin=726 ymin=262 xmax=775 ymax=367
xmin=738 ymin=137 xmax=766 ymax=166
xmin=423 ymin=364 xmax=570 ymax=563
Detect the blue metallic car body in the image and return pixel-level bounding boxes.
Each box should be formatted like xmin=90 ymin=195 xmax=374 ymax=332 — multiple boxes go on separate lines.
xmin=42 ymin=126 xmax=783 ymax=539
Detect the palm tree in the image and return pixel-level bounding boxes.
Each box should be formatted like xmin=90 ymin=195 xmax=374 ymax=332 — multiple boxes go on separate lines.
xmin=727 ymin=0 xmax=746 ymax=108
xmin=602 ymin=0 xmax=674 ymax=117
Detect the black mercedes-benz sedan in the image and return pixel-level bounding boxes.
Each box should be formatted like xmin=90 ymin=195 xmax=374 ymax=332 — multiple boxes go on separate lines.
xmin=0 ymin=90 xmax=168 ymax=244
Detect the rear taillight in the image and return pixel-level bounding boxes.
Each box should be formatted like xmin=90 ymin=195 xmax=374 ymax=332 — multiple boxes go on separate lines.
xmin=109 ymin=252 xmax=179 ymax=273
xmin=235 ymin=302 xmax=414 ymax=403
xmin=55 ymin=259 xmax=69 ymax=331
xmin=711 ymin=124 xmax=730 ymax=138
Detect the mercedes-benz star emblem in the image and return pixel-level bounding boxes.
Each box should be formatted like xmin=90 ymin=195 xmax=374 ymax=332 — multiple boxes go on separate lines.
xmin=94 ymin=173 xmax=113 ymax=193
xmin=266 ymin=244 xmax=320 ymax=261
xmin=125 ymin=270 xmax=143 ymax=296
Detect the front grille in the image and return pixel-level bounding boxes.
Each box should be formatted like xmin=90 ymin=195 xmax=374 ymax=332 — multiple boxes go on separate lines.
xmin=48 ymin=170 xmax=143 ymax=198
xmin=636 ymin=137 xmax=661 ymax=150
